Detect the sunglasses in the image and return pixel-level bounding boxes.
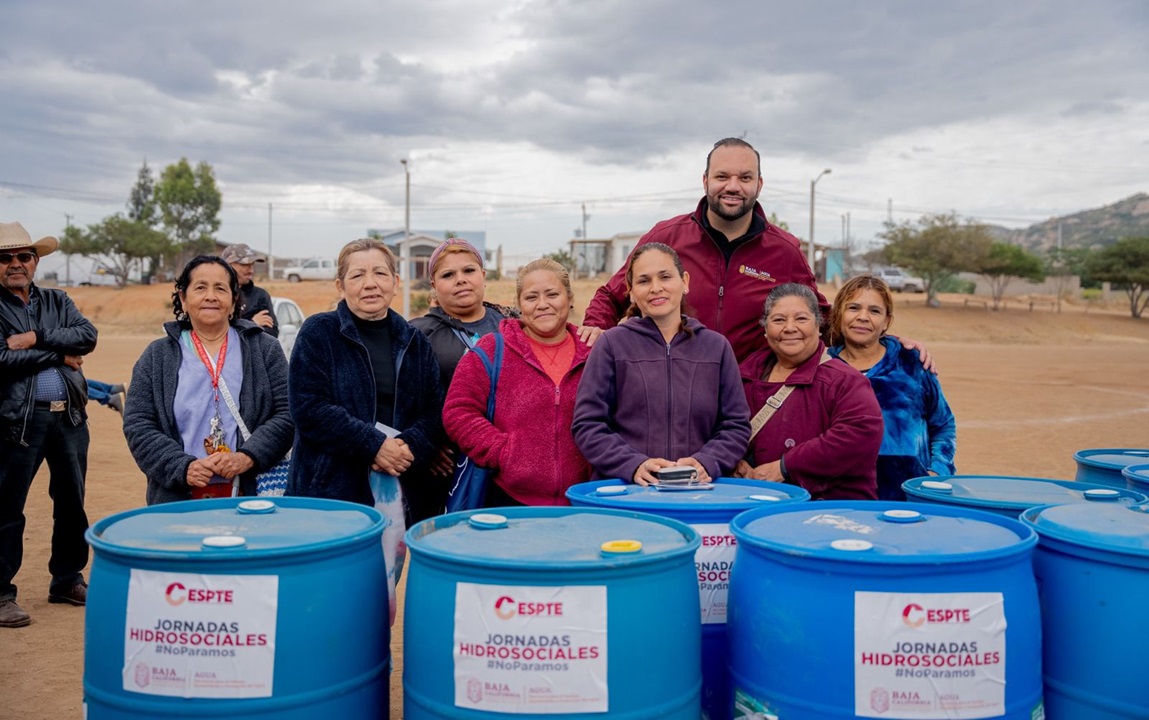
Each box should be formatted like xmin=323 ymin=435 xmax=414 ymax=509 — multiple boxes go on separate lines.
xmin=0 ymin=252 xmax=37 ymax=264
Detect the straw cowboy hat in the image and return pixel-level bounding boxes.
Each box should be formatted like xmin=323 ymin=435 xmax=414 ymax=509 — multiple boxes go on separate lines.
xmin=0 ymin=222 xmax=59 ymax=257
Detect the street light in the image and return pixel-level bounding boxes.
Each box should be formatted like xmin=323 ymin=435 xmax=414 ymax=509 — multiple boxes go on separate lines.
xmin=401 ymin=158 xmax=411 ymax=317
xmin=808 ymin=168 xmax=832 ymax=279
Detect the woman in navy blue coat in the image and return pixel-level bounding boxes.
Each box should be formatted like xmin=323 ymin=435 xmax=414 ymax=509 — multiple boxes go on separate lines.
xmin=287 ymin=239 xmax=443 ymax=521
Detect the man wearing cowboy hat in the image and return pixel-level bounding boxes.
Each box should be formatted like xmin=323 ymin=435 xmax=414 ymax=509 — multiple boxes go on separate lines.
xmin=0 ymin=221 xmax=97 ymax=628
xmin=221 ymin=243 xmax=279 ymax=338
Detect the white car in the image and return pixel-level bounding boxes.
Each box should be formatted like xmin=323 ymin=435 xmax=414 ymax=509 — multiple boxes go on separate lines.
xmin=284 ymin=258 xmax=336 ymax=282
xmin=875 ymin=267 xmax=925 ymax=293
xmin=271 ymin=296 xmax=306 ymax=358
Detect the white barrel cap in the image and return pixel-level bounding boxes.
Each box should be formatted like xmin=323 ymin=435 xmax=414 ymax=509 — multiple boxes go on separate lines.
xmin=202 ymin=535 xmax=246 ymax=549
xmin=921 ymin=480 xmax=953 ymax=492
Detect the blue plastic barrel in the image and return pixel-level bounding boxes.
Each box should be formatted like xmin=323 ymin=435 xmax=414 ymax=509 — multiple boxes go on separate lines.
xmin=403 ymin=507 xmax=701 ymax=719
xmin=1121 ymin=463 xmax=1149 ymax=493
xmin=903 ymin=474 xmax=1147 ymax=517
xmin=566 ymin=478 xmax=809 ymax=720
xmin=1021 ymin=502 xmax=1149 ymax=718
xmin=729 ymin=501 xmax=1043 ymax=720
xmin=83 ymin=497 xmax=388 ymax=719
xmin=1073 ymin=448 xmax=1149 ymax=488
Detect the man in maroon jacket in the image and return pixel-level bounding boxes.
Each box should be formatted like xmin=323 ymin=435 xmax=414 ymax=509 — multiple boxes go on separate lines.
xmin=584 ymin=138 xmax=932 ymax=368
xmin=583 ymin=138 xmax=826 ymax=363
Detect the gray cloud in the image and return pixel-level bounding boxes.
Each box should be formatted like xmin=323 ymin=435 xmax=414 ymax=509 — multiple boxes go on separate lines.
xmin=2 ymin=0 xmax=1147 ymax=252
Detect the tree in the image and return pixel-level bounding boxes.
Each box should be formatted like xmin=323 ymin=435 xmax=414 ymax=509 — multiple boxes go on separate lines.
xmin=1085 ymin=236 xmax=1149 ymax=318
xmin=155 ymin=158 xmax=222 ymax=254
xmin=767 ymin=212 xmax=790 ymax=232
xmin=59 ymin=215 xmax=173 ymax=287
xmin=128 ymin=161 xmax=158 ymax=226
xmin=976 ymin=242 xmax=1045 ymax=310
xmin=878 ymin=213 xmax=994 ymax=306
xmin=544 ymin=248 xmax=575 ymax=271
xmin=1043 ymin=246 xmax=1091 ymax=313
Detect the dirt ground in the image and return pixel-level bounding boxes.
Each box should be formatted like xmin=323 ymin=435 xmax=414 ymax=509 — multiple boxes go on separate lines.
xmin=3 ymin=282 xmax=1148 ymax=719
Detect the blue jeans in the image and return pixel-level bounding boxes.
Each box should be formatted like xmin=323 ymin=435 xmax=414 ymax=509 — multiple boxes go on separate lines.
xmin=0 ymin=406 xmax=90 ymax=601
xmin=86 ymin=379 xmax=114 ymax=406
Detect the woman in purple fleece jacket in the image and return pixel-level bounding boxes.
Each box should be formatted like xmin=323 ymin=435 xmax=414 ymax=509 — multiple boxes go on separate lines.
xmin=572 ymin=243 xmax=750 ymax=485
xmin=734 ymin=283 xmax=882 ymax=500
xmin=443 ymin=259 xmax=593 ymax=506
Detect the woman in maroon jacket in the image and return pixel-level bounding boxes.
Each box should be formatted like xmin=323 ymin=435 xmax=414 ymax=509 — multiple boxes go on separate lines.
xmin=443 ymin=258 xmax=592 ymax=506
xmin=735 ymin=283 xmax=883 ymax=500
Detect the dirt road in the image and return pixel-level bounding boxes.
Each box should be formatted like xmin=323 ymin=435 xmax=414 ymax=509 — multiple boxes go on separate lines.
xmin=3 ymin=286 xmax=1147 ymax=719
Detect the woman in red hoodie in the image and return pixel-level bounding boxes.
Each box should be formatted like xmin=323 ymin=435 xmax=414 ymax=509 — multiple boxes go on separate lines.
xmin=443 ymin=258 xmax=593 ymax=506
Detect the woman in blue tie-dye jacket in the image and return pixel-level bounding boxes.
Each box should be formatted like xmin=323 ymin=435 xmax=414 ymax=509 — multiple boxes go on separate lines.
xmin=828 ymin=275 xmax=956 ymax=500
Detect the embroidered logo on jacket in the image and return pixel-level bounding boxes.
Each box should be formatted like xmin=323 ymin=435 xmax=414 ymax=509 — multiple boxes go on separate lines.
xmin=739 ymin=264 xmax=776 ymax=282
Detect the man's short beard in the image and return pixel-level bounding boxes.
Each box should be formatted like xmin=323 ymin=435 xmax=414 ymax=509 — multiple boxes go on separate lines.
xmin=707 ymin=194 xmax=756 ymax=222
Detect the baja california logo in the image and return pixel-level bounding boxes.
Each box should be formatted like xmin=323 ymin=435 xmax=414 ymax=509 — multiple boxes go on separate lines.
xmin=467 ymin=677 xmax=483 ymax=703
xmin=871 ymin=686 xmax=890 ymax=713
xmin=134 ymin=663 xmax=150 ymax=688
xmin=739 ymin=264 xmax=775 ymax=282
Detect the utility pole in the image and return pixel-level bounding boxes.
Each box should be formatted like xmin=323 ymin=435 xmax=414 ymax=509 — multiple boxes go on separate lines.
xmin=581 ymin=203 xmax=589 ymax=241
xmin=808 ymin=168 xmax=832 ymax=279
xmin=401 ymin=158 xmax=411 ymax=317
xmin=267 ymin=203 xmax=274 ymax=280
xmin=887 ymin=199 xmax=893 ymax=223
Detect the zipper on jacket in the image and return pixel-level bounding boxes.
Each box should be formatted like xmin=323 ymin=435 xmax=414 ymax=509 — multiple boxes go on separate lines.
xmin=17 ymin=302 xmax=37 ymax=446
xmin=665 ymin=340 xmax=673 ymax=456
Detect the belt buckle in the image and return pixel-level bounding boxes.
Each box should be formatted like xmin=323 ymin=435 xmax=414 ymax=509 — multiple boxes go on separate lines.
xmin=49 ymin=400 xmax=66 ymax=412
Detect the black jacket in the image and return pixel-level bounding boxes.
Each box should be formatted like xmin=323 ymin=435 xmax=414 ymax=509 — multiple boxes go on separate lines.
xmin=410 ymin=303 xmax=511 ymax=390
xmin=0 ymin=284 xmax=97 ymax=444
xmin=287 ymin=301 xmax=444 ymax=506
xmin=239 ymin=281 xmax=279 ymax=338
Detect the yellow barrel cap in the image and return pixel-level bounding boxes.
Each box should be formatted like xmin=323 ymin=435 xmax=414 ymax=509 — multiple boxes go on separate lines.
xmin=601 ymin=539 xmax=643 ymax=555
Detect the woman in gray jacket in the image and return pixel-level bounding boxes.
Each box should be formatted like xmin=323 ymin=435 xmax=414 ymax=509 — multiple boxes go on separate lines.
xmin=124 ymin=256 xmax=293 ymax=505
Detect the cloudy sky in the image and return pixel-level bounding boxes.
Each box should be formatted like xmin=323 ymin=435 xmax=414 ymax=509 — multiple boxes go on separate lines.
xmin=3 ymin=0 xmax=1147 ymax=277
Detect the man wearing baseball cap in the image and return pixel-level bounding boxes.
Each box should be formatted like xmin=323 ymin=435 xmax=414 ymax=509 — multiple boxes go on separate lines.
xmin=0 ymin=221 xmax=97 ymax=627
xmin=221 ymin=243 xmax=279 ymax=338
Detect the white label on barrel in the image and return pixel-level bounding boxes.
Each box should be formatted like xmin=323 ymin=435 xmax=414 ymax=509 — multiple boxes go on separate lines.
xmin=693 ymin=522 xmax=735 ymax=625
xmin=122 ymin=569 xmax=278 ymax=698
xmin=854 ymin=591 xmax=1006 ymax=719
xmin=453 ymin=582 xmax=607 ymax=713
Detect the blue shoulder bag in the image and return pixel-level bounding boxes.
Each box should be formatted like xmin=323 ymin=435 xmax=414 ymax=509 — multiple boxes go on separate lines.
xmin=446 ymin=333 xmax=505 ymax=512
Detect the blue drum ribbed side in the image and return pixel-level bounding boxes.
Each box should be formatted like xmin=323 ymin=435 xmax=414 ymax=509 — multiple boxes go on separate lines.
xmin=402 ymin=506 xmax=701 ymax=719
xmin=1022 ymin=502 xmax=1149 ymax=719
xmin=902 ymin=474 xmax=1147 ymax=518
xmin=729 ymin=501 xmax=1043 ymax=719
xmin=1122 ymin=463 xmax=1149 ymax=494
xmin=83 ymin=497 xmax=388 ymax=719
xmin=1073 ymin=448 xmax=1149 ymax=488
xmin=565 ymin=478 xmax=809 ymax=720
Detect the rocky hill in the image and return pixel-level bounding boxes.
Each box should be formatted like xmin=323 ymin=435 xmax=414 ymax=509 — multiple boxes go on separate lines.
xmin=987 ymin=192 xmax=1149 ymax=251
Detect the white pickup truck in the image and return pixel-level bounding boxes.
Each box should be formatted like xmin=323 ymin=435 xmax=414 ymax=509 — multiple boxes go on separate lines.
xmin=283 ymin=258 xmax=336 ymax=282
xmin=875 ymin=267 xmax=925 ymax=293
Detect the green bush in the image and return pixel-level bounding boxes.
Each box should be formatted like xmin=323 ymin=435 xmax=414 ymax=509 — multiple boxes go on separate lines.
xmin=1081 ymin=288 xmax=1103 ymax=301
xmin=411 ymin=291 xmax=430 ymax=315
xmin=933 ymin=275 xmax=976 ymax=294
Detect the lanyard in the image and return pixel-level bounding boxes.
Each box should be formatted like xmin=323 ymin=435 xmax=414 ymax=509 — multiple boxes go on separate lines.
xmin=190 ymin=330 xmax=229 ymax=394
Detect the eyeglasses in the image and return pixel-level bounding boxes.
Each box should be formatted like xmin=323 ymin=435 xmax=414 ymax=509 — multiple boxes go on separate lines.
xmin=0 ymin=252 xmax=37 ymax=264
